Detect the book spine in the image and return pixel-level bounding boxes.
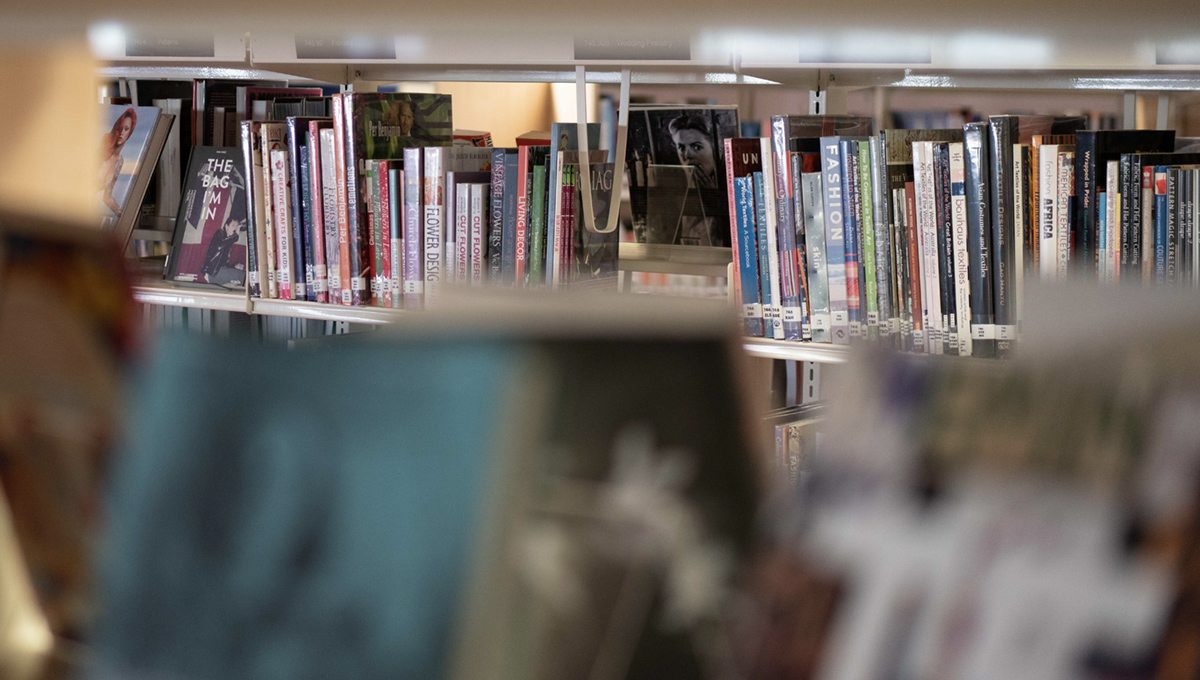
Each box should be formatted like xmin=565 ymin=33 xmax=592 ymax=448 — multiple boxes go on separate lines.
xmin=840 ymin=140 xmax=863 ymax=340
xmin=754 ymin=171 xmax=784 ymax=339
xmin=489 ymin=148 xmax=506 ymax=283
xmin=1142 ymin=163 xmax=1154 ymax=284
xmin=379 ymin=162 xmax=392 ymax=307
xmin=423 ymin=147 xmax=446 ymax=305
xmin=917 ymin=142 xmax=943 ymax=355
xmin=859 ymin=142 xmax=879 ymax=342
xmin=1107 ymin=162 xmax=1121 ymax=284
xmin=935 ymin=142 xmax=956 ymax=354
xmin=761 ymin=138 xmax=796 ymax=340
xmin=331 ymin=95 xmax=353 ymax=304
xmin=1039 ymin=146 xmax=1058 ymax=280
xmin=287 ymin=120 xmax=309 ymax=301
xmin=949 ymin=142 xmax=972 ymax=356
xmin=734 ymin=176 xmax=764 ymax=336
xmin=501 ymin=151 xmax=519 ymax=284
xmin=1190 ymin=169 xmax=1198 ymax=288
xmin=343 ymin=96 xmax=368 ymax=306
xmin=964 ymin=123 xmax=996 ymax=358
xmin=790 ymin=153 xmax=812 ymax=341
xmin=403 ymin=147 xmax=424 ymax=309
xmin=987 ymin=121 xmax=1013 ymax=354
xmin=389 ymin=167 xmax=402 ymax=308
xmin=270 ymin=148 xmax=294 ymax=300
xmin=1099 ymin=187 xmax=1108 ymax=282
xmin=515 ymin=145 xmax=530 ymax=287
xmin=1057 ymin=151 xmax=1074 ymax=281
xmin=319 ymin=128 xmax=341 ymax=304
xmin=904 ymin=181 xmax=925 ymax=353
xmin=1155 ymin=166 xmax=1168 ymax=283
xmin=872 ymin=135 xmax=896 ymax=341
xmin=445 ymin=175 xmax=455 ymax=287
xmin=1169 ymin=167 xmax=1180 ymax=285
xmin=1013 ymin=146 xmax=1026 ymax=330
xmin=561 ymin=165 xmax=576 ymax=282
xmin=769 ymin=120 xmax=802 ymax=341
xmin=530 ymin=165 xmax=547 ymax=286
xmin=892 ymin=185 xmax=911 ymax=348
xmin=724 ymin=138 xmax=743 ymax=316
xmin=1075 ymin=131 xmax=1097 ymax=273
xmin=1030 ymin=140 xmax=1041 ymax=271
xmin=470 ymin=183 xmax=486 ymax=286
xmin=364 ymin=160 xmax=378 ymax=303
xmin=306 ymin=129 xmax=328 ymax=303
xmin=1120 ymin=154 xmax=1133 ymax=273
xmin=300 ymin=145 xmax=327 ymax=303
xmin=802 ymin=172 xmax=831 ymax=343
xmin=819 ymin=137 xmax=850 ymax=344
xmin=260 ymin=125 xmax=280 ymax=299
xmin=454 ymin=177 xmax=469 ymax=288
xmin=240 ymin=122 xmax=264 ymax=297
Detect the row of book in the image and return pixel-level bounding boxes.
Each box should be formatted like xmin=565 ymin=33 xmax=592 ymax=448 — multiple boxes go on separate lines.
xmin=159 ymin=91 xmax=622 ymax=303
xmin=730 ymin=115 xmax=1199 ymax=357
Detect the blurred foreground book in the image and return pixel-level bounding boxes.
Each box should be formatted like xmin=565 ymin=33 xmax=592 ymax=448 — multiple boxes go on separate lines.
xmin=95 ymin=293 xmax=762 ymax=680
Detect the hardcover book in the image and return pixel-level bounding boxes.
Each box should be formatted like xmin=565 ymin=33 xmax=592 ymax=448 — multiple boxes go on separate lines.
xmin=99 ymin=105 xmax=172 ymax=245
xmin=626 ymin=105 xmax=739 ymax=247
xmin=570 ymin=161 xmax=621 ymax=289
xmin=165 ymin=147 xmax=248 ymax=287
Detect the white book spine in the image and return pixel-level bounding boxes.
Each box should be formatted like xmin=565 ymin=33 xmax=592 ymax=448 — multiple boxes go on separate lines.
xmin=260 ymin=128 xmax=279 ymax=298
xmin=950 ymin=142 xmax=973 ymax=356
xmin=1056 ymin=151 xmax=1074 ymax=280
xmin=455 ymin=181 xmax=470 ymax=284
xmin=470 ymin=183 xmax=485 ymax=286
xmin=1039 ymin=145 xmax=1059 ymax=280
xmin=319 ymin=128 xmax=341 ymax=303
xmin=761 ymin=138 xmax=785 ymax=340
xmin=423 ymin=147 xmax=445 ymax=304
xmin=919 ymin=142 xmax=943 ymax=355
xmin=270 ymin=148 xmax=293 ymax=300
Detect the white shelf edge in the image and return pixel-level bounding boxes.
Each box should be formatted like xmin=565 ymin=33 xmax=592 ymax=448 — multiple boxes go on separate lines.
xmin=740 ymin=337 xmax=850 ymax=363
xmin=131 ymin=282 xmax=404 ymax=324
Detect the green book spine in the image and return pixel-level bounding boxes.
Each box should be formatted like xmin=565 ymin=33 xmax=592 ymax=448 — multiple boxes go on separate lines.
xmin=370 ymin=161 xmax=385 ymax=306
xmin=530 ymin=164 xmax=547 ymax=285
xmin=858 ymin=142 xmax=879 ymax=341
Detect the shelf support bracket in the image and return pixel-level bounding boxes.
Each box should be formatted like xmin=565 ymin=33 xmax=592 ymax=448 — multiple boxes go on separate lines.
xmin=575 ymin=65 xmax=630 ymax=234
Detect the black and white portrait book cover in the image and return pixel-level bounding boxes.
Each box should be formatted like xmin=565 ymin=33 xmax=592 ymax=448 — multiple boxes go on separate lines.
xmin=626 ymin=105 xmax=739 ymax=248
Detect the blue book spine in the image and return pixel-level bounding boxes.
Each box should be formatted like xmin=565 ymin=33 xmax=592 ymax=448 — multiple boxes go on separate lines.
xmin=820 ymin=137 xmax=849 ymax=344
xmin=752 ymin=172 xmax=774 ymax=329
xmin=501 ymin=150 xmax=519 ymax=283
xmin=734 ymin=177 xmax=763 ymax=336
xmin=1156 ymin=166 xmax=1168 ymax=283
xmin=1098 ymin=191 xmax=1107 ymax=280
xmin=287 ymin=120 xmax=309 ymax=300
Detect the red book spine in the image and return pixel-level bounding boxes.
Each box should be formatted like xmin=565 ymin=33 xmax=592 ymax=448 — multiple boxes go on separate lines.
xmin=379 ymin=161 xmax=393 ymax=308
xmin=724 ymin=138 xmax=742 ymax=307
xmin=515 ymin=144 xmax=530 ymax=286
xmin=331 ymin=94 xmax=352 ymax=305
xmin=905 ymin=181 xmax=924 ymax=352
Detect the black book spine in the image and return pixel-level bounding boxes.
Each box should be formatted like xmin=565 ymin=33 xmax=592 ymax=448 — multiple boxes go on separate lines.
xmin=1185 ymin=169 xmax=1194 ymax=287
xmin=1074 ymin=131 xmax=1097 ymax=274
xmin=286 ymin=118 xmax=309 ymax=301
xmin=964 ymin=123 xmax=996 ymax=358
xmin=299 ymin=145 xmax=317 ymax=302
xmin=888 ymin=167 xmax=913 ymax=351
xmin=987 ymin=120 xmax=1012 ymax=355
xmin=934 ymin=142 xmax=956 ymax=354
xmin=1169 ymin=167 xmax=1179 ymax=285
xmin=488 ymin=148 xmax=506 ymax=281
xmin=239 ymin=122 xmax=260 ymax=297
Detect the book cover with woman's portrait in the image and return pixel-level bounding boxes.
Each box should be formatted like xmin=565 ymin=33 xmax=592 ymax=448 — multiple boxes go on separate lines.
xmin=165 ymin=147 xmax=248 ymax=287
xmin=626 ymin=106 xmax=739 ymax=247
xmin=99 ymin=105 xmax=161 ymax=229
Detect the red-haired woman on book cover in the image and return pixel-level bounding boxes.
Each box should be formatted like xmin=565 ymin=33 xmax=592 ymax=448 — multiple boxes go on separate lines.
xmin=100 ymin=108 xmax=137 ymax=215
